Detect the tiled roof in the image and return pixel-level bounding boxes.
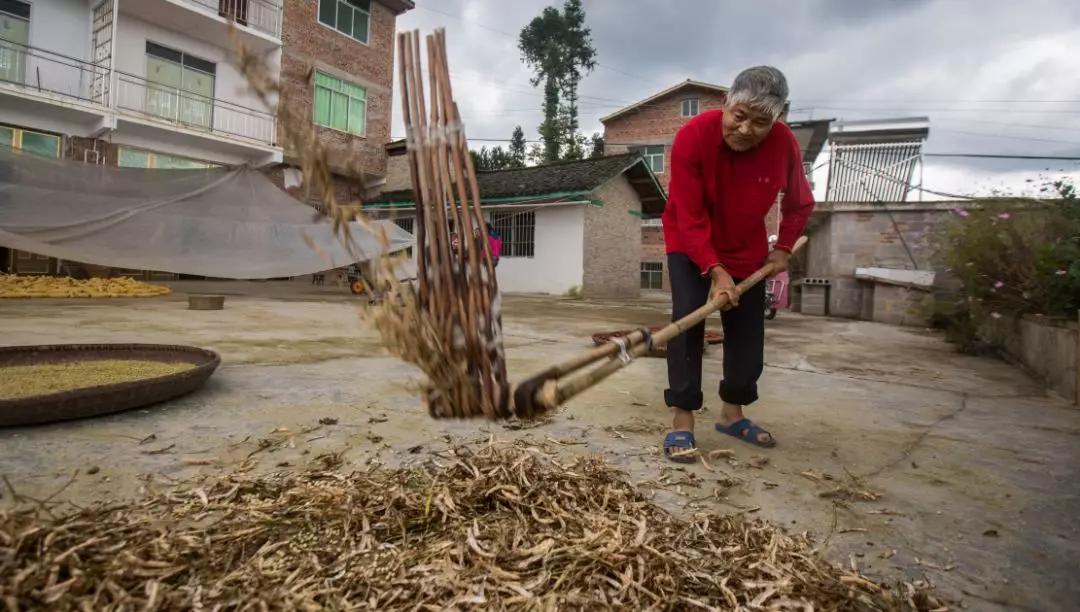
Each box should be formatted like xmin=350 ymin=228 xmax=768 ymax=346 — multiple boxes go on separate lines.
xmin=368 ymin=153 xmax=656 ymax=205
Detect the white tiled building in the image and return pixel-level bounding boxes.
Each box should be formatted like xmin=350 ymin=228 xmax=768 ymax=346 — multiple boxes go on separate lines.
xmin=0 ymin=0 xmax=283 ymax=168
xmin=0 ymin=0 xmax=287 ymax=274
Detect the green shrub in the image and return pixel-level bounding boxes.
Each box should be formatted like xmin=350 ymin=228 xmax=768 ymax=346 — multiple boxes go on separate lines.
xmin=934 ymin=181 xmax=1079 ymax=349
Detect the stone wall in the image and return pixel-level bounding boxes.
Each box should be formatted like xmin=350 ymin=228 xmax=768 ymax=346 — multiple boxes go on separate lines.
xmin=583 ymin=176 xmax=642 ymax=298
xmin=980 ymin=314 xmax=1079 ymax=403
xmin=866 ymin=283 xmax=935 ymax=327
xmin=803 ymin=201 xmax=963 ymax=319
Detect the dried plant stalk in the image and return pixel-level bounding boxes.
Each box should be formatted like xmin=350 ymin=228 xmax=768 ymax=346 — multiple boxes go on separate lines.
xmin=0 ymin=441 xmax=946 ymax=610
xmin=379 ymin=29 xmax=513 ymax=420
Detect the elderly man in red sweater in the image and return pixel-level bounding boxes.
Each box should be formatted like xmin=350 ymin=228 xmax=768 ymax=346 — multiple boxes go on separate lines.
xmin=662 ymin=66 xmax=814 ymax=462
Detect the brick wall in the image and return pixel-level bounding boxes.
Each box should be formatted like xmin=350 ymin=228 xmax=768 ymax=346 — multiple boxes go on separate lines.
xmin=582 ymin=175 xmax=642 ymax=298
xmin=264 ymin=163 xmax=366 ymax=209
xmin=603 ymin=84 xmax=790 ymax=291
xmin=279 ymin=0 xmax=399 ymax=181
xmin=803 ymin=201 xmax=969 ymax=318
xmin=384 ymin=152 xmax=411 ymax=192
xmin=65 ymin=137 xmax=118 ymax=166
xmin=602 ymin=85 xmax=727 ymax=192
xmin=641 ymin=225 xmax=669 ymax=291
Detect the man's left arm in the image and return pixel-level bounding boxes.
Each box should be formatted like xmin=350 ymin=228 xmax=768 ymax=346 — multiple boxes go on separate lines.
xmin=768 ymin=134 xmax=816 ymax=271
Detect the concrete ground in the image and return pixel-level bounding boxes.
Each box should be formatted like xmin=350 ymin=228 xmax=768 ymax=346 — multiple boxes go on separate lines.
xmin=1 ymin=280 xmax=1078 ymax=610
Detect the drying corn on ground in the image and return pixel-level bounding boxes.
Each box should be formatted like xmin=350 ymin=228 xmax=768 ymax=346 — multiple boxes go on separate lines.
xmin=0 ymin=441 xmax=944 ymax=610
xmin=0 ymin=360 xmax=195 ymax=400
xmin=0 ymin=275 xmax=171 ymax=299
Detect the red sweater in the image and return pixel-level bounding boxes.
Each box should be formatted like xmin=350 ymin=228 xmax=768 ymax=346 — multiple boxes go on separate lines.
xmin=662 ymin=110 xmax=815 ymax=279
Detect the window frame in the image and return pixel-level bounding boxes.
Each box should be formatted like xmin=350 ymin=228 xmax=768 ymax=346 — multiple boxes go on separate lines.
xmin=144 ymin=41 xmax=216 ymax=129
xmin=0 ymin=125 xmax=61 ymax=157
xmin=681 ymin=97 xmax=700 ymax=117
xmin=640 ymin=261 xmax=664 ymax=290
xmin=489 ymin=209 xmax=535 ymax=259
xmin=316 ymin=0 xmax=372 ymax=46
xmin=643 ymin=145 xmax=665 ymax=174
xmin=313 ymin=70 xmax=368 ymax=137
xmin=118 ymin=146 xmax=215 ymax=169
xmin=0 ymin=1 xmax=31 ymax=85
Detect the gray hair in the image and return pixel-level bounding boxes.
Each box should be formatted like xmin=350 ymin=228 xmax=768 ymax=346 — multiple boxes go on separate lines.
xmin=726 ymin=66 xmax=789 ymax=118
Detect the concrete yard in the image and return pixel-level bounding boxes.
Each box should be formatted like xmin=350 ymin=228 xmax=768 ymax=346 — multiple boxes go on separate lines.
xmin=1 ymin=282 xmax=1078 ymax=610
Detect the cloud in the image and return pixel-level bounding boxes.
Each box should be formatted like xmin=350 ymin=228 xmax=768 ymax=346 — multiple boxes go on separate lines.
xmin=395 ymin=0 xmax=1080 ymax=195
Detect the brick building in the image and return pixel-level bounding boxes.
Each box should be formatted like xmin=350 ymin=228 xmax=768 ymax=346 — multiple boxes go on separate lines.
xmin=601 ymin=79 xmax=830 ymax=291
xmin=272 ymin=0 xmax=413 ymax=204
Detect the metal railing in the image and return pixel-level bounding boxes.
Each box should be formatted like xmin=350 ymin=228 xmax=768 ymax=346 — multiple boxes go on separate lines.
xmin=115 ymin=71 xmax=275 ymax=146
xmin=0 ymin=40 xmax=111 ymax=106
xmin=183 ymin=0 xmax=283 ymax=39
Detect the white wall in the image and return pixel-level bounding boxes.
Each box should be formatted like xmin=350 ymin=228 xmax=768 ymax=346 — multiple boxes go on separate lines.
xmin=22 ymin=0 xmax=93 ymax=100
xmin=496 ymin=205 xmax=585 ymax=295
xmin=114 ymin=13 xmax=269 ymax=113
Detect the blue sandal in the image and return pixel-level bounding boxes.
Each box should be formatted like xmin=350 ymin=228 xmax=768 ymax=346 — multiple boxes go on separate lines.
xmin=716 ymin=418 xmax=776 ymax=448
xmin=663 ymin=431 xmax=698 ymax=463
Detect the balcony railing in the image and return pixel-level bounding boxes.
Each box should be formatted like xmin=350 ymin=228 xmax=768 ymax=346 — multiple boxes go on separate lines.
xmin=116 ymin=71 xmax=275 ymax=146
xmin=0 ymin=40 xmax=111 ymax=106
xmin=183 ymin=0 xmax=283 ymax=39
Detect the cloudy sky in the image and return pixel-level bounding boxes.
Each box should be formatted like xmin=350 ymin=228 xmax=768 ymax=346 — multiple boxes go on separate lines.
xmin=393 ymin=0 xmax=1080 ymax=199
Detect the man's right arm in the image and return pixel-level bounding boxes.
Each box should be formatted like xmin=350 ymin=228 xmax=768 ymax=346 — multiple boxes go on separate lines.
xmin=668 ymin=124 xmax=720 ymax=276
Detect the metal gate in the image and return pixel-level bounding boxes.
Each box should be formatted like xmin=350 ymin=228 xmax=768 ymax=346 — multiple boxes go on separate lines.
xmin=90 ymin=0 xmax=113 ymax=105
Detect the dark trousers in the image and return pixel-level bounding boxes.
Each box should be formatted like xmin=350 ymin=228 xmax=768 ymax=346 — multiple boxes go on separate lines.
xmin=664 ymin=253 xmax=765 ymax=411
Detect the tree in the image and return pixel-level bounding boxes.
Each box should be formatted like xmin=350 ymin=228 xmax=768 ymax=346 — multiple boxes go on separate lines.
xmin=589 ymin=132 xmax=604 ymax=158
xmin=471 ymin=146 xmax=515 ymax=171
xmin=488 ymin=146 xmax=514 ymax=170
xmin=562 ymin=132 xmax=587 ymax=161
xmin=470 ymin=147 xmax=491 ymax=171
xmin=509 ymin=125 xmax=527 ymax=168
xmin=519 ymin=0 xmax=597 ymax=163
xmin=526 ymin=143 xmax=546 ymax=166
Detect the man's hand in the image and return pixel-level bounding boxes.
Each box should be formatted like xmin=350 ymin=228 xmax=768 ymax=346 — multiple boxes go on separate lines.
xmin=766 ymin=249 xmax=791 ymax=275
xmin=709 ymin=265 xmax=738 ymax=310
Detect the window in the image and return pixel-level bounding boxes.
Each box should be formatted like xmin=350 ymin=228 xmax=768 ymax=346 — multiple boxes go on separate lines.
xmin=318 ymin=0 xmax=370 ymax=44
xmin=314 ymin=71 xmax=367 ymax=135
xmin=490 ymin=210 xmax=535 ymax=258
xmin=641 ymin=262 xmax=663 ymax=290
xmin=0 ymin=0 xmax=30 ymax=85
xmin=681 ymin=98 xmax=699 ymax=117
xmin=392 ymin=216 xmax=414 ymax=235
xmin=145 ymin=42 xmax=216 ymax=130
xmin=0 ymin=125 xmax=60 ymax=157
xmin=643 ymin=145 xmax=664 ymax=174
xmin=119 ymin=147 xmax=214 ymax=169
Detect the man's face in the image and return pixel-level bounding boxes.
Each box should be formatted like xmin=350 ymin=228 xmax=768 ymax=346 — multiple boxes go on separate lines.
xmin=722 ymin=103 xmax=777 ymax=151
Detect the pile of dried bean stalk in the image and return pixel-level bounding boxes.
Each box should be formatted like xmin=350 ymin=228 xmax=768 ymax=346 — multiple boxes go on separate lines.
xmin=1 ymin=442 xmax=943 ymax=610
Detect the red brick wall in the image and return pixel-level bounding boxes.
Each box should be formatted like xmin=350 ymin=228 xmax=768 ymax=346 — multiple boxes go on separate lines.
xmin=602 ymin=85 xmax=727 ymax=192
xmin=641 ymin=225 xmax=669 ymax=291
xmin=279 ymin=0 xmax=400 ymax=181
xmin=606 ymin=85 xmax=794 ymax=291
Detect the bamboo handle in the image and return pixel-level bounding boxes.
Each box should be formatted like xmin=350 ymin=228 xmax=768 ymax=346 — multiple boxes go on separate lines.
xmin=517 ymin=236 xmax=807 ymax=414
